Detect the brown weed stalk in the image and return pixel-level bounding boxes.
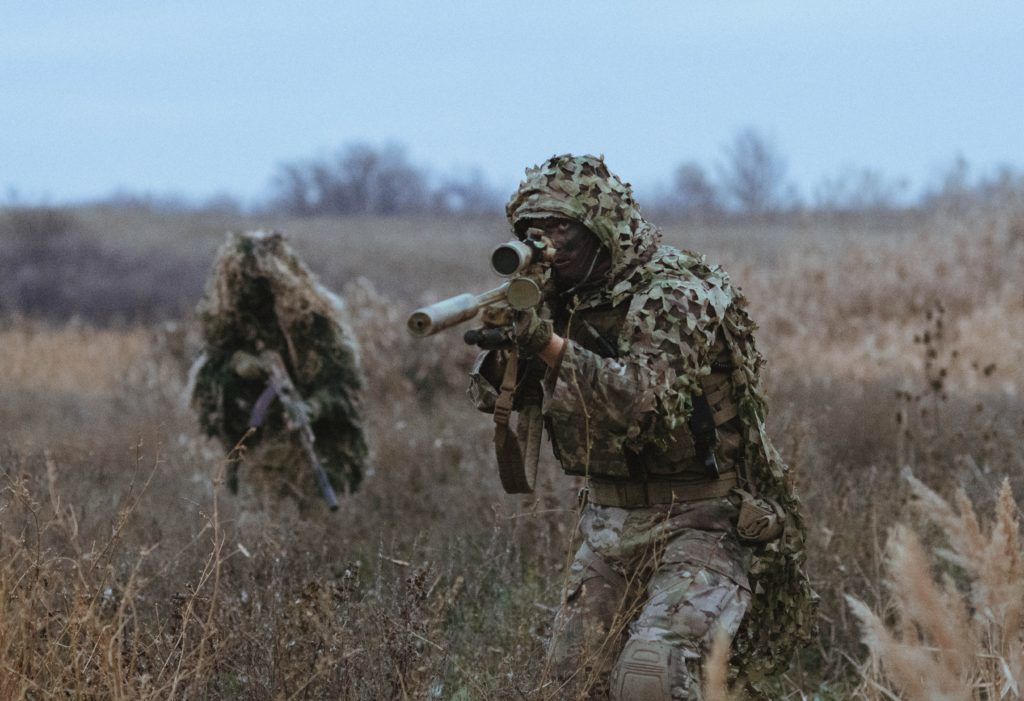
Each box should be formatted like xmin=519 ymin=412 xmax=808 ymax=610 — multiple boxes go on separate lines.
xmin=847 ymin=472 xmax=1024 ymax=700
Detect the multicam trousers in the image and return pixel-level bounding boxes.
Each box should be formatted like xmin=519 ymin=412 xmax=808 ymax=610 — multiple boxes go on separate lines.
xmin=547 ymin=497 xmax=751 ymax=700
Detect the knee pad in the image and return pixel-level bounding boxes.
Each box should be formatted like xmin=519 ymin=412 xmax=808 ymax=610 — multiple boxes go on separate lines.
xmin=610 ymin=638 xmax=693 ymax=701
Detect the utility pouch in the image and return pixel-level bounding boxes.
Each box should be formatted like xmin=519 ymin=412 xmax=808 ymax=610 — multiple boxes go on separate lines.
xmin=735 ymin=489 xmax=785 ymax=543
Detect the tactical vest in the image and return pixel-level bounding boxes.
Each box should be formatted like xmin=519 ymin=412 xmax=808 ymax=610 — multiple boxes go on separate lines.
xmin=545 ymin=299 xmax=742 ymax=504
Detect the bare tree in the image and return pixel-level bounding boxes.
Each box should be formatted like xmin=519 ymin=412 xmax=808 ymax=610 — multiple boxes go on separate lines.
xmin=370 ymin=146 xmax=429 ymax=214
xmin=271 ymin=143 xmax=430 ymax=216
xmin=920 ymin=157 xmax=1024 ymax=218
xmin=270 ymin=143 xmax=505 ymax=217
xmin=431 ymin=168 xmax=502 ymax=215
xmin=921 ymin=155 xmax=973 ymax=218
xmin=813 ymin=166 xmax=908 ymax=213
xmin=270 ymin=163 xmax=316 ymax=216
xmin=973 ymin=164 xmax=1024 ymax=211
xmin=717 ymin=128 xmax=791 ymax=216
xmin=671 ymin=161 xmax=722 ymax=220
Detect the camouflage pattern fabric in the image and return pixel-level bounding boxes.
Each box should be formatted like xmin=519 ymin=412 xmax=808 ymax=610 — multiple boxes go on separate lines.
xmin=549 ymin=499 xmax=751 ymax=699
xmin=190 ymin=231 xmax=367 ymax=500
xmin=475 ymin=154 xmax=817 ymax=692
xmin=506 ymin=155 xmax=745 ymax=460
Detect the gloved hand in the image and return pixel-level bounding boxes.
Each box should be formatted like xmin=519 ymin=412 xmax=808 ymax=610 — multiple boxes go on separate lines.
xmin=464 ymin=306 xmax=516 ymax=349
xmin=514 ymin=308 xmax=553 ymax=357
xmin=230 ymin=350 xmax=265 ymax=379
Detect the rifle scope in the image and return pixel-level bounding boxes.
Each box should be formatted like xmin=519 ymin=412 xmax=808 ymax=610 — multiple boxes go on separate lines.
xmin=490 ymin=239 xmax=546 ymax=277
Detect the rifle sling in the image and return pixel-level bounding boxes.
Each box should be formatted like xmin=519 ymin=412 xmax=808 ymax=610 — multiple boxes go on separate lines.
xmin=248 ymin=382 xmax=279 ymax=428
xmin=493 ymin=349 xmax=536 ymax=493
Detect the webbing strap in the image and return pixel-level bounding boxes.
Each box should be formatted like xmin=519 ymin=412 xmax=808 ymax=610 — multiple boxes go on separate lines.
xmin=493 ymin=349 xmax=516 ymax=426
xmin=704 ymin=383 xmax=731 ymax=407
xmin=700 ymin=373 xmax=739 ymax=427
xmin=587 ymin=474 xmax=738 ymax=508
xmin=493 ymin=349 xmax=537 ymax=493
xmin=712 ymin=403 xmax=738 ymax=425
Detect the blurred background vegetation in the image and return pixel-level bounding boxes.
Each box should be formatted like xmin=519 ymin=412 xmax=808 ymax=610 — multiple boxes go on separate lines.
xmin=1 ymin=134 xmax=1023 ymax=697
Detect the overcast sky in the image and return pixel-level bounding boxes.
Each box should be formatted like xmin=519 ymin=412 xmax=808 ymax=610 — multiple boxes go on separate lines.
xmin=2 ymin=1 xmax=1022 ymax=205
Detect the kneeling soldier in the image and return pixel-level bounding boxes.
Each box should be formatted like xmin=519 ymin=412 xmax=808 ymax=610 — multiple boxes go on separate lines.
xmin=469 ymin=155 xmax=815 ymax=699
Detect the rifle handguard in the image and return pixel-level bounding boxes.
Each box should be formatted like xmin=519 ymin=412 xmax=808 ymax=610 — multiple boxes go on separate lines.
xmin=463 ymin=327 xmax=513 ymax=350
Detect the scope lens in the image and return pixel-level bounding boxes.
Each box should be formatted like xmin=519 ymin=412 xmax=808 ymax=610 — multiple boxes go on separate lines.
xmin=491 ymin=246 xmax=523 ymax=276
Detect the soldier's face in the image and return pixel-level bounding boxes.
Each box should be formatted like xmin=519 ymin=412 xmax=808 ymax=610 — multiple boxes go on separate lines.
xmin=521 ymin=217 xmax=592 ymax=253
xmin=521 ymin=217 xmax=608 ymax=288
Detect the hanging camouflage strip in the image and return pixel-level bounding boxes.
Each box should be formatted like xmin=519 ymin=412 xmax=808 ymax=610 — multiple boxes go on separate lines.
xmin=190 ymin=230 xmax=367 ymax=500
xmin=502 ymin=155 xmax=818 ymax=691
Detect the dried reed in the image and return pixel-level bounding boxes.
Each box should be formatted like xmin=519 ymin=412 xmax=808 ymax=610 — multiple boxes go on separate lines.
xmin=847 ymin=473 xmax=1024 ymax=700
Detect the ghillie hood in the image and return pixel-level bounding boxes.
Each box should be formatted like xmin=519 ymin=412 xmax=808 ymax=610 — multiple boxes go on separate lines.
xmin=505 ymin=154 xmax=660 ymax=289
xmin=197 ymin=231 xmax=358 ymax=375
xmin=192 ymin=230 xmax=367 ymax=496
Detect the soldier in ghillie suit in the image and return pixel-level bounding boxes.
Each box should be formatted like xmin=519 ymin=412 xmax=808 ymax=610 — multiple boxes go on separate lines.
xmin=468 ymin=155 xmax=816 ymax=699
xmin=191 ymin=231 xmax=367 ymax=507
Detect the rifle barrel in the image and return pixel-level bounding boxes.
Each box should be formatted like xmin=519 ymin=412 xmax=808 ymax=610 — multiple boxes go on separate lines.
xmin=406 ymin=283 xmax=510 ymax=337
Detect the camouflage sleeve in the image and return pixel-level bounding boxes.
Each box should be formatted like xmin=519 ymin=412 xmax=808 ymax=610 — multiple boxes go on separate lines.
xmin=544 ymin=278 xmax=728 ymax=450
xmin=305 ymin=386 xmax=360 ymax=423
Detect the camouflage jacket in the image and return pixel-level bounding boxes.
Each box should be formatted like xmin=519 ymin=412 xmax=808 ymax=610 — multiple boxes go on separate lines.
xmin=474 ymin=155 xmax=763 ymax=484
xmin=471 ymin=154 xmax=817 ymax=687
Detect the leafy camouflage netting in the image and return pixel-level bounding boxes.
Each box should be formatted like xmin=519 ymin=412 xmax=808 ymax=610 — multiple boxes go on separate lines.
xmin=190 ymin=230 xmax=367 ymax=498
xmin=505 ymin=155 xmax=818 ymax=691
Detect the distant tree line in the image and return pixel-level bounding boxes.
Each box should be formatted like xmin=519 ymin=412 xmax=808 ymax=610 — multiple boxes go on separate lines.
xmin=270 ymin=143 xmax=501 ymax=217
xmin=653 ymin=128 xmax=1022 ymax=223
xmin=264 ymin=131 xmax=1024 ymax=222
xmin=6 ymin=132 xmax=1019 ymax=221
xmin=657 ymin=127 xmax=914 ymax=222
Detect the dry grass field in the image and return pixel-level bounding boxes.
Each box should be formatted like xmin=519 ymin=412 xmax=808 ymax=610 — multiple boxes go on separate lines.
xmin=1 ymin=205 xmax=1022 ymax=698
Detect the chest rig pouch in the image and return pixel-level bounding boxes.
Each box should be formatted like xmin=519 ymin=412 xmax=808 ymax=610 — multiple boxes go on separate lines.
xmin=545 ymin=302 xmax=740 ymax=483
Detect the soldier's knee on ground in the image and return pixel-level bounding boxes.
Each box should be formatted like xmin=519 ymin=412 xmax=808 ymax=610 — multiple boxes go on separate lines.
xmin=547 ymin=572 xmax=624 ymax=680
xmin=610 ymin=638 xmax=701 ymax=701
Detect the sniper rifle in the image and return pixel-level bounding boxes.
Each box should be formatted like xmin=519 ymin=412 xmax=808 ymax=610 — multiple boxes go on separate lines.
xmin=246 ymin=350 xmax=341 ymax=510
xmin=406 ymin=232 xmax=554 ymax=494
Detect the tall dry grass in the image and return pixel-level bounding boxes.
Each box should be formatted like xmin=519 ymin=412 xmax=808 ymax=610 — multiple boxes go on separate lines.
xmin=847 ymin=472 xmax=1024 ymax=700
xmin=0 ymin=305 xmax=567 ymax=698
xmin=0 ymin=206 xmax=1022 ymax=697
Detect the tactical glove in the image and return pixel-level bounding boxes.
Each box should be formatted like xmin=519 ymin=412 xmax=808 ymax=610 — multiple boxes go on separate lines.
xmin=230 ymin=350 xmax=265 ymax=379
xmin=514 ymin=309 xmax=553 ymax=357
xmin=464 ymin=306 xmax=516 ymax=349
